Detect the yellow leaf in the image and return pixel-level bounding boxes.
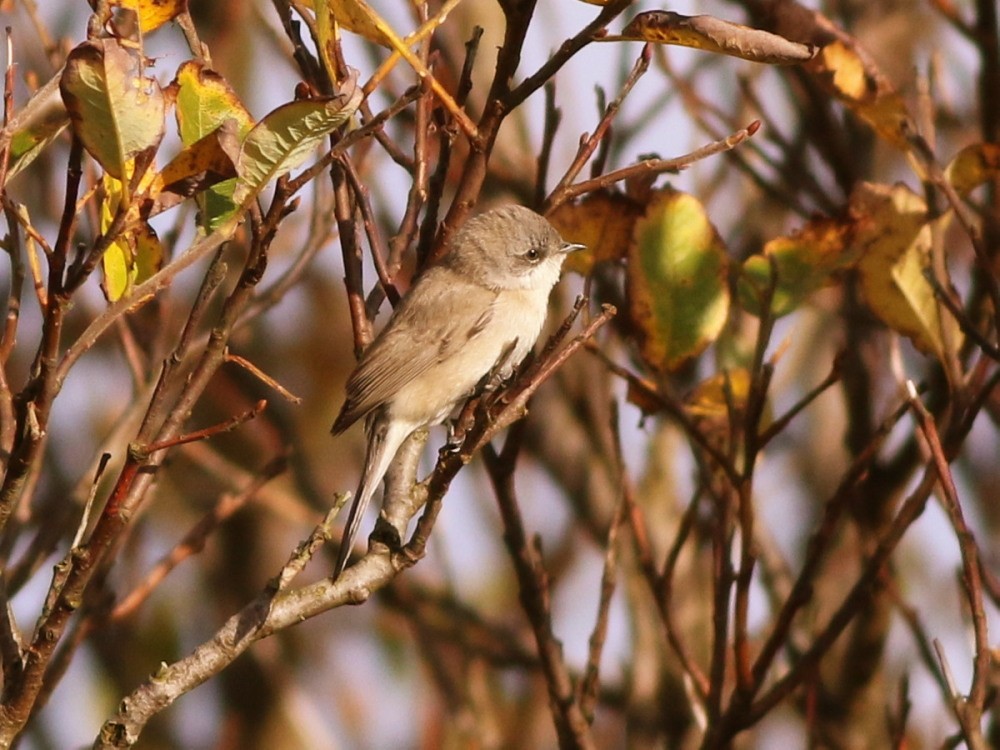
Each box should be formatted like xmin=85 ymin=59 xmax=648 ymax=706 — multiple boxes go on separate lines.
xmin=945 ymin=143 xmax=1000 ymax=197
xmin=807 ymin=41 xmax=913 ymax=150
xmin=328 ymin=0 xmax=391 ymax=46
xmin=175 ymin=61 xmax=254 ymax=146
xmin=685 ymin=369 xmax=751 ymax=418
xmin=174 ymin=61 xmax=255 ymax=230
xmin=314 ymin=0 xmax=341 ymax=83
xmin=110 ymin=0 xmax=187 ymax=33
xmin=100 ymin=173 xmax=164 ymax=301
xmin=851 ymin=182 xmax=962 ymax=359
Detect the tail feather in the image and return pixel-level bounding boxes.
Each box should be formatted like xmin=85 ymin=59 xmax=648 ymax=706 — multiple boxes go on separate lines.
xmin=333 ymin=414 xmax=414 ymax=581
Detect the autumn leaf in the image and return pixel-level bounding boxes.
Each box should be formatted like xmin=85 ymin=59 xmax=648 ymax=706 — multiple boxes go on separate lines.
xmin=944 ymin=143 xmax=1000 ymax=197
xmin=628 ymin=188 xmax=730 ymax=372
xmin=547 ymin=191 xmax=642 ymax=275
xmin=685 ymin=369 xmax=751 ymax=418
xmin=806 ymin=41 xmax=913 ymax=150
xmin=100 ymin=172 xmax=165 ymax=302
xmin=173 ymin=61 xmax=255 ymax=230
xmin=851 ymin=182 xmax=962 ymax=360
xmin=3 ymin=75 xmax=69 ymax=181
xmin=602 ymin=11 xmax=816 ymax=65
xmin=175 ymin=61 xmax=254 ymax=146
xmin=153 ymin=119 xmax=241 ymax=199
xmin=104 ymin=0 xmax=188 ymax=33
xmin=740 ymin=217 xmax=853 ymax=317
xmin=60 ymin=38 xmax=165 ymax=188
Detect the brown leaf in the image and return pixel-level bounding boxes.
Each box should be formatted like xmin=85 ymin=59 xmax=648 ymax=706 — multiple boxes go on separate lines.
xmin=606 ymin=11 xmax=817 ymax=64
xmin=547 ymin=191 xmax=642 ymax=275
xmin=154 ymin=119 xmax=241 ymax=198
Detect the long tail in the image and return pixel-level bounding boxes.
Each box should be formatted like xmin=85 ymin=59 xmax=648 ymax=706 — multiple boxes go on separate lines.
xmin=333 ymin=415 xmax=412 ymax=581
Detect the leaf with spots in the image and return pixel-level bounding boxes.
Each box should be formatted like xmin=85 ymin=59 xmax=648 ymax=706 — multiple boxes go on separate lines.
xmin=60 ymin=38 xmax=165 ymax=189
xmin=628 ymin=188 xmax=730 ymax=372
xmin=106 ymin=0 xmax=188 ymax=33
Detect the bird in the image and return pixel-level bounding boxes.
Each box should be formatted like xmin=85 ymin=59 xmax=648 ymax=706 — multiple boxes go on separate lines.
xmin=331 ymin=205 xmax=581 ymax=580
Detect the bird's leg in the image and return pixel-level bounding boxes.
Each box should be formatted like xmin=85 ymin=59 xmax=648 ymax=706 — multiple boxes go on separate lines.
xmin=444 ymin=397 xmax=478 ymax=452
xmin=481 ymin=338 xmax=521 ymax=394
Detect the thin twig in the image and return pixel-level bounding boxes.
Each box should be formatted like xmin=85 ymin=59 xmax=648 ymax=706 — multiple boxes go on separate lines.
xmin=906 ymin=382 xmax=990 ymax=748
xmin=484 ymin=433 xmax=597 ymax=750
xmin=548 ymin=121 xmax=761 ymax=210
xmin=546 ymin=44 xmax=651 ymax=208
xmin=110 ymin=457 xmax=288 ymax=621
xmin=138 ymin=400 xmax=268 ymax=456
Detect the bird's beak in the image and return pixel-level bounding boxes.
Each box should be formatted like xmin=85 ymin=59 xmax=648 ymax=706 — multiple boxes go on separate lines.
xmin=560 ymin=242 xmax=586 ymax=254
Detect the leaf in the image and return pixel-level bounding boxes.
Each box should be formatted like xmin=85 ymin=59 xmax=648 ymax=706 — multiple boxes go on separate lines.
xmin=851 ymin=182 xmax=962 ymax=359
xmin=100 ymin=173 xmax=165 ymax=301
xmin=233 ymin=76 xmax=362 ymax=206
xmin=59 ymin=38 xmax=165 ymax=183
xmin=326 ymin=0 xmax=391 ymax=46
xmin=174 ymin=61 xmax=254 ymax=145
xmin=685 ymin=369 xmax=751 ymax=418
xmin=806 ymin=41 xmax=913 ymax=150
xmin=4 ymin=75 xmax=69 ymax=181
xmin=153 ymin=118 xmax=241 ymax=198
xmin=314 ymin=0 xmax=343 ymax=81
xmin=604 ymin=11 xmax=816 ymax=65
xmin=547 ymin=191 xmax=642 ymax=275
xmin=739 ymin=217 xmax=853 ymax=317
xmin=628 ymin=188 xmax=730 ymax=372
xmin=174 ymin=61 xmax=255 ymax=230
xmin=944 ymin=143 xmax=1000 ymax=197
xmin=108 ymin=0 xmax=188 ymax=33
xmin=7 ymin=118 xmax=68 ymax=182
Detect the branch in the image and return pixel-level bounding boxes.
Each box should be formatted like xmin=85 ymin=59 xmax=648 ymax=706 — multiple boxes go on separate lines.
xmin=547 ymin=121 xmax=761 ymax=211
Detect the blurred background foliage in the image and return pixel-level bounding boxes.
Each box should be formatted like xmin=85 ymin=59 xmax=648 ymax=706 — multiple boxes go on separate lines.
xmin=1 ymin=0 xmax=1000 ymax=748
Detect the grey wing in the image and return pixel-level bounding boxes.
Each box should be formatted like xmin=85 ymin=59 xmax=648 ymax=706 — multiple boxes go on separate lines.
xmin=332 ymin=269 xmax=494 ymax=433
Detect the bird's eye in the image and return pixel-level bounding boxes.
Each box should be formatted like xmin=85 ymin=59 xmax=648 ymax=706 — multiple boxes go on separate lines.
xmin=525 ymin=247 xmax=541 ymax=262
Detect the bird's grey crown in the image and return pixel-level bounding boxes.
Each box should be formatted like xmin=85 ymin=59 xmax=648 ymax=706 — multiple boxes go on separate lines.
xmin=444 ymin=205 xmax=567 ymax=289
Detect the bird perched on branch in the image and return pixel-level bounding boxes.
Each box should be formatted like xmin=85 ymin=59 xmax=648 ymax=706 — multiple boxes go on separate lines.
xmin=331 ymin=205 xmax=582 ymax=580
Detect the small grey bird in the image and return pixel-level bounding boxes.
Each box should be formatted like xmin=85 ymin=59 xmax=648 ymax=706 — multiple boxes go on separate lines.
xmin=332 ymin=205 xmax=581 ymax=580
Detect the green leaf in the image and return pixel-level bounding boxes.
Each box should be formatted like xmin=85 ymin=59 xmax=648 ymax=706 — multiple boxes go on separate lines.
xmin=59 ymin=38 xmax=165 ymax=182
xmin=233 ymin=77 xmax=362 ymax=206
xmin=174 ymin=61 xmax=254 ymax=230
xmin=628 ymin=188 xmax=730 ymax=372
xmin=175 ymin=61 xmax=253 ymax=146
xmin=739 ymin=218 xmax=853 ymax=317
